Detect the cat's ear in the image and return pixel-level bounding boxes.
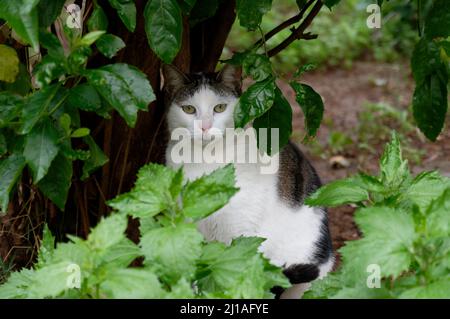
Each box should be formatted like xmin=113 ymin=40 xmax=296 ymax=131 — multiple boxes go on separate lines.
xmin=217 ymin=64 xmax=242 ymax=94
xmin=162 ymin=64 xmax=190 ymax=96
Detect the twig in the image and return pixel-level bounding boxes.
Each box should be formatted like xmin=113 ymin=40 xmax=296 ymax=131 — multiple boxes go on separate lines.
xmin=267 ymin=1 xmax=323 ymax=57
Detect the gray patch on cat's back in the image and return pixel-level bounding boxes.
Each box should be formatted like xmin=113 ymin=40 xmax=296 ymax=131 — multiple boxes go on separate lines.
xmin=277 ymin=141 xmax=322 ymax=207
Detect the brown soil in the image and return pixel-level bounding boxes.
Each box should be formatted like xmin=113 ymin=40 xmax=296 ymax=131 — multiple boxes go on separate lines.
xmin=279 ymin=60 xmax=450 ymax=263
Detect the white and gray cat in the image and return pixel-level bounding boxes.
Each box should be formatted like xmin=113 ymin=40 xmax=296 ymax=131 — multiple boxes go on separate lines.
xmin=163 ymin=64 xmax=334 ymax=298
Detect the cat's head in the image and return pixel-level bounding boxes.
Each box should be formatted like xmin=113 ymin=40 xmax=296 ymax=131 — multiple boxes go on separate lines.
xmin=162 ymin=64 xmax=242 ymax=140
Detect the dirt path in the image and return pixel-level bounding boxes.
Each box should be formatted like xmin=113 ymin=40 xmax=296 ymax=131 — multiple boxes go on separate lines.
xmin=279 ymin=60 xmax=450 ymax=261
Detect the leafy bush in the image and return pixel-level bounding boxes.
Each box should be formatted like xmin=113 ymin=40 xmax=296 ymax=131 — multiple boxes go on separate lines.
xmin=0 ymin=164 xmax=289 ymax=298
xmin=304 ymin=132 xmax=450 ymax=298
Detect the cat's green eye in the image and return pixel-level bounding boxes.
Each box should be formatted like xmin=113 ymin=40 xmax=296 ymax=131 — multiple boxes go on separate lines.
xmin=181 ymin=105 xmax=196 ymax=114
xmin=214 ymin=103 xmax=227 ymax=113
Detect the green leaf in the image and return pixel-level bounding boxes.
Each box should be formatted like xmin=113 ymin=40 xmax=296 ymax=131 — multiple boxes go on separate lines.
xmin=0 ymin=268 xmax=34 ymax=298
xmin=323 ymin=0 xmax=341 ymax=10
xmin=140 ymin=223 xmax=203 ymax=283
xmin=108 ymin=164 xmax=181 ymax=218
xmin=20 ymin=84 xmax=61 ymax=134
xmin=71 ymin=128 xmax=90 ymax=138
xmin=100 ymin=238 xmax=142 ymax=268
xmin=242 ymin=53 xmax=272 ymax=81
xmin=412 ymin=73 xmax=448 ymax=142
xmin=88 ymin=4 xmax=109 ymax=32
xmin=178 ymin=0 xmax=197 ymax=14
xmin=66 ymin=83 xmax=102 ymax=112
xmin=379 ymin=131 xmax=410 ymax=187
xmin=426 ymin=188 xmax=450 ymax=238
xmin=144 ymin=0 xmax=183 ymax=64
xmin=23 ymin=119 xmax=60 ymax=183
xmin=39 ymin=31 xmax=65 ymax=60
xmin=85 ymin=63 xmax=155 ymax=127
xmin=236 ymin=0 xmax=273 ymax=31
xmin=403 ymin=171 xmax=450 ymax=212
xmin=2 ymin=63 xmax=31 ymax=96
xmin=234 ymin=77 xmax=276 ymax=128
xmin=78 ymin=31 xmax=106 ymax=46
xmin=81 ymin=136 xmax=109 ymax=180
xmin=0 ymin=0 xmax=40 ymax=51
xmin=399 ymin=278 xmax=450 ymax=299
xmin=305 ymin=178 xmax=369 ymax=207
xmin=87 ymin=214 xmax=127 ymax=250
xmin=96 ymin=34 xmax=126 ymax=58
xmin=37 ymin=0 xmax=65 ymax=28
xmin=0 ymin=131 xmax=6 ymax=156
xmin=424 ymin=0 xmax=450 ymax=39
xmin=411 ymin=38 xmax=444 ymax=85
xmin=253 ymin=86 xmax=292 ymax=155
xmin=182 ymin=164 xmax=239 ymax=220
xmin=99 ymin=268 xmax=163 ymax=298
xmin=108 ymin=0 xmax=136 ymax=32
xmin=36 ymin=225 xmax=55 ymax=268
xmin=341 ymin=207 xmax=416 ymax=280
xmin=0 ymin=92 xmax=22 ymax=128
xmin=37 ymin=154 xmax=72 ymax=210
xmin=33 ymin=55 xmax=67 ymax=88
xmin=290 ymin=82 xmax=324 ymax=138
xmin=0 ymin=154 xmax=26 ymax=213
xmin=0 ymin=45 xmax=19 ymax=83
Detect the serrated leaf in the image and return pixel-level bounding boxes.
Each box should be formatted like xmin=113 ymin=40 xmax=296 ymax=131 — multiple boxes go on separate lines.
xmin=87 ymin=214 xmax=127 ymax=251
xmin=100 ymin=238 xmax=142 ymax=268
xmin=144 ymin=0 xmax=183 ymax=63
xmin=37 ymin=154 xmax=72 ymax=210
xmin=140 ymin=223 xmax=203 ymax=284
xmin=290 ymin=82 xmax=324 ymax=138
xmin=108 ymin=0 xmax=136 ymax=32
xmin=236 ymin=0 xmax=273 ymax=31
xmin=182 ymin=164 xmax=239 ymax=220
xmin=426 ymin=188 xmax=450 ymax=238
xmin=253 ymin=86 xmax=292 ymax=155
xmin=0 ymin=154 xmax=26 ymax=213
xmin=305 ymin=178 xmax=369 ymax=207
xmin=96 ymin=34 xmax=125 ymax=58
xmin=0 ymin=45 xmax=20 ymax=83
xmin=81 ymin=136 xmax=109 ymax=180
xmin=0 ymin=0 xmax=40 ymax=50
xmin=23 ymin=118 xmax=60 ymax=183
xmin=36 ymin=224 xmax=55 ymax=269
xmin=234 ymin=77 xmax=276 ymax=128
xmin=379 ymin=131 xmax=410 ymax=187
xmin=399 ymin=278 xmax=450 ymax=299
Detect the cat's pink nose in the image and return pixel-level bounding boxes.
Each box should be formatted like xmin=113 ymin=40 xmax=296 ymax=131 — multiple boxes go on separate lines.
xmin=202 ymin=122 xmax=212 ymax=132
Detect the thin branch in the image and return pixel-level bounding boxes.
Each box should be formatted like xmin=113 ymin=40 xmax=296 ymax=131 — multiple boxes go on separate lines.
xmin=267 ymin=0 xmax=323 ymax=57
xmin=253 ymin=0 xmax=316 ymax=48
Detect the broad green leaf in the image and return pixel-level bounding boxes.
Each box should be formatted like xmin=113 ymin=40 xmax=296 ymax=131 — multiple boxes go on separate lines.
xmin=23 ymin=119 xmax=60 ymax=183
xmin=426 ymin=188 xmax=450 ymax=237
xmin=87 ymin=4 xmax=109 ymax=32
xmin=96 ymin=34 xmax=126 ymax=58
xmin=108 ymin=164 xmax=181 ymax=218
xmin=236 ymin=0 xmax=273 ymax=31
xmin=305 ymin=178 xmax=369 ymax=207
xmin=399 ymin=278 xmax=450 ymax=299
xmin=0 ymin=0 xmax=40 ymax=50
xmin=37 ymin=0 xmax=66 ymax=28
xmin=2 ymin=63 xmax=31 ymax=96
xmin=78 ymin=31 xmax=106 ymax=47
xmin=87 ymin=214 xmax=127 ymax=250
xmin=165 ymin=278 xmax=195 ymax=298
xmin=0 ymin=45 xmax=19 ymax=83
xmin=234 ymin=77 xmax=276 ymax=128
xmin=66 ymin=83 xmax=102 ymax=112
xmin=403 ymin=171 xmax=450 ymax=212
xmin=424 ymin=0 xmax=450 ymax=39
xmin=100 ymin=238 xmax=142 ymax=268
xmin=290 ymin=82 xmax=324 ymax=138
xmin=0 ymin=268 xmax=34 ymax=298
xmin=33 ymin=55 xmax=67 ymax=88
xmin=20 ymin=84 xmax=61 ymax=134
xmin=0 ymin=92 xmax=22 ymax=128
xmin=39 ymin=31 xmax=65 ymax=60
xmin=140 ymin=223 xmax=203 ymax=283
xmin=253 ymin=86 xmax=292 ymax=155
xmin=0 ymin=154 xmax=26 ymax=213
xmin=242 ymin=53 xmax=272 ymax=82
xmin=341 ymin=207 xmax=416 ymax=280
xmin=379 ymin=131 xmax=410 ymax=187
xmin=37 ymin=154 xmax=73 ymax=210
xmin=182 ymin=164 xmax=239 ymax=220
xmin=85 ymin=63 xmax=155 ymax=127
xmin=81 ymin=136 xmax=109 ymax=180
xmin=108 ymin=0 xmax=136 ymax=32
xmin=144 ymin=0 xmax=183 ymax=63
xmin=99 ymin=268 xmax=163 ymax=298
xmin=411 ymin=38 xmax=444 ymax=85
xmin=412 ymin=73 xmax=448 ymax=142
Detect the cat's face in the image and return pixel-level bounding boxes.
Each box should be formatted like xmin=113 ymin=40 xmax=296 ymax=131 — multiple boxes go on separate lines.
xmin=163 ymin=64 xmax=242 ymax=141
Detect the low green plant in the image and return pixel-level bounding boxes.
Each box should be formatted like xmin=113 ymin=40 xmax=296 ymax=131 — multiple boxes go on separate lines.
xmin=304 ymin=132 xmax=450 ymax=298
xmin=0 ymin=164 xmax=289 ymax=299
